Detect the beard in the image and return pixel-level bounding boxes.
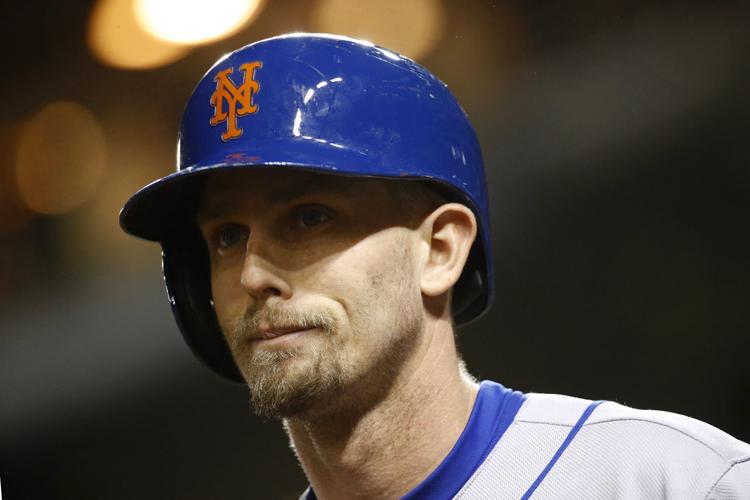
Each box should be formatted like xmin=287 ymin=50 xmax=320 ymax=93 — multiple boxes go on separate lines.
xmin=229 ymin=306 xmax=344 ymax=419
xmin=226 ymin=236 xmax=424 ymax=420
xmin=228 ymin=291 xmax=423 ymax=420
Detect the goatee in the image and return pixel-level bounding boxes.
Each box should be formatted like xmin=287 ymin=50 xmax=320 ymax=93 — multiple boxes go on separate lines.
xmin=229 ymin=306 xmax=341 ymax=418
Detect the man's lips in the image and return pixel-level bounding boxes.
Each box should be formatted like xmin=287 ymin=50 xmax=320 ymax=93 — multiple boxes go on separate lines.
xmin=255 ymin=324 xmax=316 ymax=340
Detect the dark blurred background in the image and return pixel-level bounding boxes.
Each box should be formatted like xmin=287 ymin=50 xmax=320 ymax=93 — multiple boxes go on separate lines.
xmin=1 ymin=0 xmax=748 ymax=498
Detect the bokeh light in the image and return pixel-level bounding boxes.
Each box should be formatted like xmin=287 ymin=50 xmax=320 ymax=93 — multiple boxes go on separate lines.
xmin=15 ymin=102 xmax=107 ymax=215
xmin=59 ymin=105 xmax=177 ymax=271
xmin=134 ymin=0 xmax=264 ymax=45
xmin=309 ymin=0 xmax=445 ymax=61
xmin=0 ymin=123 xmax=32 ymax=235
xmin=88 ymin=0 xmax=190 ymax=69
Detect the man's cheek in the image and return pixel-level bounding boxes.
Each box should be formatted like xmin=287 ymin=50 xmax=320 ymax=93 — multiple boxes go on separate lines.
xmin=212 ymin=293 xmax=243 ymax=339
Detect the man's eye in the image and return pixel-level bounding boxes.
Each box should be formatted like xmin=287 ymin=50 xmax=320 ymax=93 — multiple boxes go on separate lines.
xmin=295 ymin=208 xmax=331 ymax=229
xmin=214 ymin=224 xmax=248 ymax=251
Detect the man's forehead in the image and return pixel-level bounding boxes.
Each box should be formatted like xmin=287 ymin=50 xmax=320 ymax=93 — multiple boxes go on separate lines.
xmin=198 ymin=168 xmax=382 ymax=213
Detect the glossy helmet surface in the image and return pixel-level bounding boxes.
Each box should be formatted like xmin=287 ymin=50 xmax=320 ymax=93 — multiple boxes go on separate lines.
xmin=119 ymin=33 xmax=492 ymax=382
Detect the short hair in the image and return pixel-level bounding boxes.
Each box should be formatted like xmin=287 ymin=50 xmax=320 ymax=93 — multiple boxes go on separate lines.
xmin=386 ymin=180 xmax=450 ymax=224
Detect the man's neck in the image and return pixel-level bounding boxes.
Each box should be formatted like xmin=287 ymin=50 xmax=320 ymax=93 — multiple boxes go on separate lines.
xmin=284 ymin=320 xmax=479 ymax=500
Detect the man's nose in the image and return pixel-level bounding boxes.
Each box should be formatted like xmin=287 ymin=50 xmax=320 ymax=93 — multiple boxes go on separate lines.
xmin=239 ymin=235 xmax=292 ymax=300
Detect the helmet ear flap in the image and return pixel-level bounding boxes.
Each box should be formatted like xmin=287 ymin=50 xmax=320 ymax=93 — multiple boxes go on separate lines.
xmin=162 ymin=226 xmax=244 ymax=383
xmin=451 ymin=243 xmax=488 ymax=326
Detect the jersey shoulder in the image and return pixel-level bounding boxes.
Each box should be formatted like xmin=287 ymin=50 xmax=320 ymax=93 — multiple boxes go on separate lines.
xmin=519 ymin=392 xmax=750 ymax=462
xmin=520 ymin=392 xmax=750 ymax=499
xmin=455 ymin=390 xmax=750 ymax=499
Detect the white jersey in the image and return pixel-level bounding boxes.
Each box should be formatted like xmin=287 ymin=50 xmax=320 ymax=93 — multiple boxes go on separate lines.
xmin=303 ymin=381 xmax=750 ymax=499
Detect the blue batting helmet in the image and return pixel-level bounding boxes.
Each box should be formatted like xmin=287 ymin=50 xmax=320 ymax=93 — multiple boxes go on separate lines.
xmin=119 ymin=33 xmax=492 ymax=382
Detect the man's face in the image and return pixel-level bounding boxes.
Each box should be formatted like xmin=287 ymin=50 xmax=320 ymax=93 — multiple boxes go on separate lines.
xmin=197 ymin=169 xmax=428 ymax=419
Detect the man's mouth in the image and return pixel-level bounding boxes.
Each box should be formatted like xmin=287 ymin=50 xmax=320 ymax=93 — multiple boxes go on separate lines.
xmin=256 ymin=324 xmax=316 ymax=340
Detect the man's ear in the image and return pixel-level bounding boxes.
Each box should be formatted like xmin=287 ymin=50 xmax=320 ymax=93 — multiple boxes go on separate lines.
xmin=419 ymin=203 xmax=477 ymax=297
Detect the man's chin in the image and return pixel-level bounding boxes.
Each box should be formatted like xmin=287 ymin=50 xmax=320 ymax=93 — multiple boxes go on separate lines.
xmin=249 ymin=389 xmax=312 ymax=419
xmin=247 ymin=377 xmax=341 ymax=419
xmin=243 ymin=357 xmax=346 ymax=419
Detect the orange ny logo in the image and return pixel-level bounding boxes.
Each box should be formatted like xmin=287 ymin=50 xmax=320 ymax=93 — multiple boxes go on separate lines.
xmin=210 ymin=61 xmax=262 ymax=141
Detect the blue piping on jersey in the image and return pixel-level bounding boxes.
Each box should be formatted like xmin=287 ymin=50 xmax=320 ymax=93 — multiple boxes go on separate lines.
xmin=521 ymin=399 xmax=606 ymax=499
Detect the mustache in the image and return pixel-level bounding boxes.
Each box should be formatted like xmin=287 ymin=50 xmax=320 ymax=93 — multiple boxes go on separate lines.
xmin=230 ymin=306 xmax=337 ymax=339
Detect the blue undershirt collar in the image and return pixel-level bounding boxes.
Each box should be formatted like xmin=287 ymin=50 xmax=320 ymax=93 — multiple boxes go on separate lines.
xmin=304 ymin=380 xmax=527 ymax=500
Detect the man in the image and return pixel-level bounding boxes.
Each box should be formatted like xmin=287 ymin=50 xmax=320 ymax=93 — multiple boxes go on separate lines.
xmin=120 ymin=34 xmax=750 ymax=498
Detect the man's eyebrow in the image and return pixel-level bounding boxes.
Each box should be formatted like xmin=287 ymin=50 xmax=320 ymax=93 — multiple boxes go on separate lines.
xmin=265 ymin=176 xmax=349 ymax=201
xmin=196 ymin=177 xmax=350 ymax=223
xmin=195 ymin=205 xmax=230 ymax=224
